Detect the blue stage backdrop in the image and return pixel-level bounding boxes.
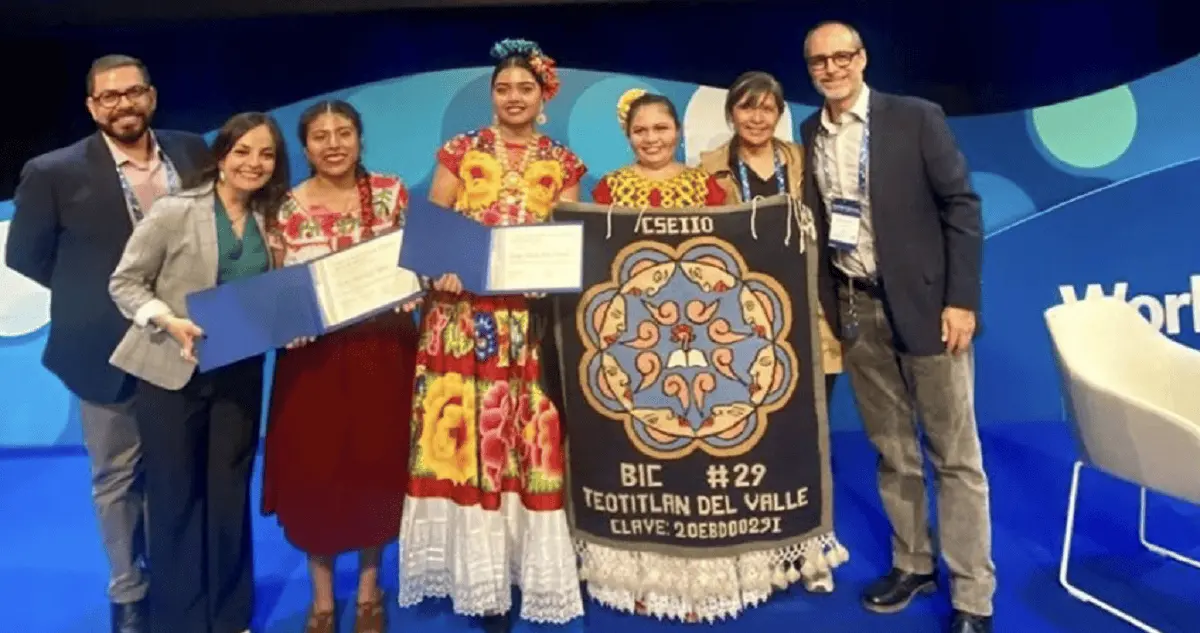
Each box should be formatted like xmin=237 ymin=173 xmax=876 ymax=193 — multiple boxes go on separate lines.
xmin=2 ymin=56 xmax=1199 ymax=446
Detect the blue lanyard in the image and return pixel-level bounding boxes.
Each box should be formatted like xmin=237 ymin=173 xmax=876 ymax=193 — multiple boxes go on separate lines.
xmin=737 ymin=147 xmax=787 ymax=201
xmin=818 ymin=106 xmax=870 ymax=200
xmin=117 ymin=149 xmax=181 ymax=222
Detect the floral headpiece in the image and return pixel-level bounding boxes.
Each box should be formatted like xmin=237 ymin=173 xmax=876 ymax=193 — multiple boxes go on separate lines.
xmin=490 ymin=38 xmax=561 ymax=101
xmin=616 ymin=88 xmax=648 ymax=129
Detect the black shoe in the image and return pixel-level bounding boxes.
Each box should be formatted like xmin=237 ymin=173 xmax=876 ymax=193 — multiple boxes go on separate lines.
xmin=950 ymin=610 xmax=992 ymax=633
xmin=111 ymin=600 xmax=148 ymax=633
xmin=861 ymin=568 xmax=937 ymax=614
xmin=481 ymin=613 xmax=512 ymax=633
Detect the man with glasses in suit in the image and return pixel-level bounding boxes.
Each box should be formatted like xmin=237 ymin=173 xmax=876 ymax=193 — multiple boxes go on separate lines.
xmin=799 ymin=21 xmax=994 ymax=633
xmin=6 ymin=54 xmax=210 ymax=633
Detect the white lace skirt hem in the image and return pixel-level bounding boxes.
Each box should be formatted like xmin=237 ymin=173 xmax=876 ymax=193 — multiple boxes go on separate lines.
xmin=397 ymin=494 xmax=584 ymax=624
xmin=577 ymin=532 xmax=849 ymax=623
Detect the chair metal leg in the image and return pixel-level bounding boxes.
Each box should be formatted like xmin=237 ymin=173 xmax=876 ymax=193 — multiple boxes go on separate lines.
xmin=1138 ymin=487 xmax=1200 ymax=569
xmin=1059 ymin=461 xmax=1162 ymax=633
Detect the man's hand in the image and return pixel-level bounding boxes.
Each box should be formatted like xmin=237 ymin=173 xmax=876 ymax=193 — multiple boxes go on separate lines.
xmin=941 ymin=306 xmax=976 ymax=355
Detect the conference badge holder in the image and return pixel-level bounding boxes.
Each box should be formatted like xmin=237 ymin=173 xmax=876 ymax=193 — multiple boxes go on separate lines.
xmin=828 ymin=198 xmax=863 ymax=340
xmin=827 ymin=198 xmax=862 ymax=251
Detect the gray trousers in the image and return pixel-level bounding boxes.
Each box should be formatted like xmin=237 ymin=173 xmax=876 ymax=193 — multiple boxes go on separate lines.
xmin=79 ymin=396 xmax=148 ymax=604
xmin=839 ymin=287 xmax=996 ymax=616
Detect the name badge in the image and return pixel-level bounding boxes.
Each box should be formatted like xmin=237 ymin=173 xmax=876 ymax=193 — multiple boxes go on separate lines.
xmin=828 ymin=198 xmax=862 ymax=250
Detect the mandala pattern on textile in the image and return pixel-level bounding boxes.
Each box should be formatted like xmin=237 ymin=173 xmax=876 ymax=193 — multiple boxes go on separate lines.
xmin=576 ymin=236 xmax=798 ymax=460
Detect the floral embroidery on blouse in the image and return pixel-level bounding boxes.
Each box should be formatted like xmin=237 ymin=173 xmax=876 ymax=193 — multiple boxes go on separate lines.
xmin=273 ymin=172 xmax=409 ymax=266
xmin=438 ymin=128 xmax=587 ymax=226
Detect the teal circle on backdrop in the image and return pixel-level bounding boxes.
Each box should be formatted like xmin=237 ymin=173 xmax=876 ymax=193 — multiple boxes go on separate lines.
xmin=1030 ymin=85 xmax=1138 ymax=169
xmin=568 ymin=76 xmax=656 ymax=183
xmin=971 ymin=171 xmax=1037 ymax=234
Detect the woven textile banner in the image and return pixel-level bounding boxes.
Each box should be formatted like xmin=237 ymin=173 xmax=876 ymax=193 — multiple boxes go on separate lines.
xmin=552 ymin=198 xmax=846 ymax=621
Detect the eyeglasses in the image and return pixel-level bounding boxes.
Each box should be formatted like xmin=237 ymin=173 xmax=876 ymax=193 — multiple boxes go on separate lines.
xmin=806 ymin=49 xmax=860 ymax=71
xmin=92 ymin=85 xmax=152 ymax=108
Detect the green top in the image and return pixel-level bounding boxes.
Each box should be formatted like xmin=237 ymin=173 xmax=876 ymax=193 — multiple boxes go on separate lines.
xmin=214 ymin=194 xmax=269 ymax=284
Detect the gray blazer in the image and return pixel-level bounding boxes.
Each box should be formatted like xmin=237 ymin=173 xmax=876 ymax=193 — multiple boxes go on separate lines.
xmin=109 ymin=182 xmax=271 ymax=391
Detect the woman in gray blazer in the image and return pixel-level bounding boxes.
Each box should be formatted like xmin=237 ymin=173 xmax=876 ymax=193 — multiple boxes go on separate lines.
xmin=108 ymin=111 xmax=290 ymax=633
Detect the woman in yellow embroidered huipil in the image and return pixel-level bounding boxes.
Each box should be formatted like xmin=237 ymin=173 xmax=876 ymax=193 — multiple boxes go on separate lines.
xmin=397 ymin=39 xmax=586 ymax=631
xmin=592 ymin=91 xmax=726 ymax=209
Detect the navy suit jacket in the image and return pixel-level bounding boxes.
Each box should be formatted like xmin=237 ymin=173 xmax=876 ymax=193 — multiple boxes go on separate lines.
xmin=801 ymin=90 xmax=983 ymax=357
xmin=6 ymin=130 xmax=211 ymax=403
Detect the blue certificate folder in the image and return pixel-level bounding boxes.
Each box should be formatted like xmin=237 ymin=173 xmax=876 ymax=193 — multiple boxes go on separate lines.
xmin=186 ymin=232 xmax=422 ymax=372
xmin=398 ymin=200 xmax=584 ymax=295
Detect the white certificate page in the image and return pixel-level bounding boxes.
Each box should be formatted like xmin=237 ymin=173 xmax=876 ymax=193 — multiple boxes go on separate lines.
xmin=486 ymin=223 xmax=584 ymax=293
xmin=310 ymin=230 xmax=422 ymax=327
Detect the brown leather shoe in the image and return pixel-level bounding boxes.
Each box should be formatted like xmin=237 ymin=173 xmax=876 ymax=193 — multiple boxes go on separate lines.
xmin=304 ymin=608 xmax=335 ymax=633
xmin=354 ymin=594 xmax=385 ymax=633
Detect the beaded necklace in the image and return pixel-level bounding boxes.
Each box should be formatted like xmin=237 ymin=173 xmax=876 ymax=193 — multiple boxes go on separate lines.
xmin=491 ymin=126 xmax=540 ymax=224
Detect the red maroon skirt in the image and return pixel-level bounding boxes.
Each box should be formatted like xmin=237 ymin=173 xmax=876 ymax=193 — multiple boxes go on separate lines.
xmin=261 ymin=311 xmax=417 ymax=556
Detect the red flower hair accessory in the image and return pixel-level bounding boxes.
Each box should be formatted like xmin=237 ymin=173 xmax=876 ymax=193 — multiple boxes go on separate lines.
xmin=527 ymin=53 xmax=561 ymax=101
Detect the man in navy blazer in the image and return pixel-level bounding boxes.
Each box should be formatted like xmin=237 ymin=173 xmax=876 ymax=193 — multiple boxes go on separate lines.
xmin=800 ymin=22 xmax=994 ymax=633
xmin=5 ymin=54 xmax=210 ymax=633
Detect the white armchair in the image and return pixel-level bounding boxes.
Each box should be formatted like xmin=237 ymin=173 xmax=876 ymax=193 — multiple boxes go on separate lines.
xmin=1044 ymin=296 xmax=1200 ymax=632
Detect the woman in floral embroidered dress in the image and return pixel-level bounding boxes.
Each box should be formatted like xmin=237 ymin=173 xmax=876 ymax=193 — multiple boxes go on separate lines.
xmin=396 ymin=40 xmax=586 ymax=632
xmin=262 ymin=100 xmax=416 ymax=633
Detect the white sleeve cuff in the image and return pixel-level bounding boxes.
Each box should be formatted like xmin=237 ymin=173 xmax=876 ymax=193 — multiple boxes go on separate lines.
xmin=133 ymin=299 xmax=173 ymax=328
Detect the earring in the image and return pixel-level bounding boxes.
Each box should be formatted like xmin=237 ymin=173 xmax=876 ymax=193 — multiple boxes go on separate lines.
xmin=492 ymin=114 xmax=499 ymax=126
xmin=218 ymin=170 xmax=226 ymax=182
xmin=536 ymin=112 xmax=548 ymax=125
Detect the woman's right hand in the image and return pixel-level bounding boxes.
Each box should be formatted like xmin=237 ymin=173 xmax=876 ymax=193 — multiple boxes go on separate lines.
xmin=432 ymin=273 xmax=463 ymax=294
xmin=161 ymin=316 xmax=204 ymax=363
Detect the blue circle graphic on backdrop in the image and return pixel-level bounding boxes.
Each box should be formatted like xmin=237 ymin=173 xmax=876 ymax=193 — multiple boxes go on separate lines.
xmin=1030 ymin=85 xmax=1138 ymax=169
xmin=972 ymin=171 xmax=1037 ymax=234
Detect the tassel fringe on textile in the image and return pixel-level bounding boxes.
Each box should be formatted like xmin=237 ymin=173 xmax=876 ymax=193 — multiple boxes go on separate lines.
xmin=576 ymin=532 xmax=849 ymax=623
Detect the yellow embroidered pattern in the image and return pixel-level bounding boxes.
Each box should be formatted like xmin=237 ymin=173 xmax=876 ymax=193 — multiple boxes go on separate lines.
xmin=602 ymin=166 xmax=713 ymax=209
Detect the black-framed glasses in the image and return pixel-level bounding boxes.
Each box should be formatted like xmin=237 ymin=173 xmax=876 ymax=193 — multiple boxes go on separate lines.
xmin=806 ymin=49 xmax=860 ymax=71
xmin=92 ymin=85 xmax=152 ymax=108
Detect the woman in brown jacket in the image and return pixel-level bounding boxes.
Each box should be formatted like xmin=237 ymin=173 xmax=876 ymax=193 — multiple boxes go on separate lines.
xmin=699 ymin=71 xmax=845 ymax=593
